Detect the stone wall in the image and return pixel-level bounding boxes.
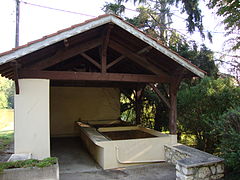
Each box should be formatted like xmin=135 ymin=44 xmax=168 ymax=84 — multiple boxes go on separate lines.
xmin=164 ymin=144 xmax=224 ymax=180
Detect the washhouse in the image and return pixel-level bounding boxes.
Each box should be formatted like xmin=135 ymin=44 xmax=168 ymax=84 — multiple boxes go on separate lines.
xmin=0 ymin=14 xmax=205 ymax=170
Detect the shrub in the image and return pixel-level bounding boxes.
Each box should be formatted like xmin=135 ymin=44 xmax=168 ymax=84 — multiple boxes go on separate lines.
xmin=177 ymin=77 xmax=240 ymax=153
xmin=216 ymin=107 xmax=240 ymax=173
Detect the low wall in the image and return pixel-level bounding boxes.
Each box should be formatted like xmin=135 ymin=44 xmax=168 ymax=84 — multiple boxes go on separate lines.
xmin=0 ymin=163 xmax=59 ymax=180
xmin=164 ymin=144 xmax=224 ymax=180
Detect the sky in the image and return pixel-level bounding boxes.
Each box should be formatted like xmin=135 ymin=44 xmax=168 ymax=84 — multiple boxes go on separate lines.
xmin=0 ymin=0 xmax=232 ymax=72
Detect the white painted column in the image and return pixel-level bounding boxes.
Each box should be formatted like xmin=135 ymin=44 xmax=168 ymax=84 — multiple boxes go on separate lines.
xmin=14 ymin=79 xmax=50 ymax=159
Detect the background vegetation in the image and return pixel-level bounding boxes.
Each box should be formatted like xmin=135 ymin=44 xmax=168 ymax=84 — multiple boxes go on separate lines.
xmin=0 ymin=0 xmax=239 ymax=177
xmin=103 ymin=0 xmax=240 ymax=177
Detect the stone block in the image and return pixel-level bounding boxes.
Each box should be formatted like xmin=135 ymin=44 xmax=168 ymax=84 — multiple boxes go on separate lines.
xmin=210 ymin=165 xmax=216 ymax=175
xmin=176 ymin=164 xmax=181 ymax=171
xmin=216 ymin=164 xmax=224 ymax=174
xmin=197 ymin=167 xmax=211 ymax=179
xmin=176 ymin=171 xmax=194 ymax=180
xmin=211 ymin=173 xmax=224 ymax=179
xmin=182 ymin=167 xmax=194 ymax=175
xmin=8 ymin=153 xmax=32 ymax=162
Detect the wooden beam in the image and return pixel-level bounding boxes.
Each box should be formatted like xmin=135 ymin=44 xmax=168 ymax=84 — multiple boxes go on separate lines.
xmin=80 ymin=52 xmax=101 ymax=69
xmin=149 ymin=83 xmax=170 ymax=108
xmin=101 ymin=25 xmax=112 ymax=73
xmin=28 ymin=38 xmax=102 ymax=70
xmin=12 ymin=61 xmax=20 ymax=94
xmin=107 ymin=46 xmax=152 ymax=69
xmin=19 ymin=70 xmax=170 ymax=83
xmin=135 ymin=87 xmax=145 ymax=125
xmin=107 ymin=56 xmax=124 ymax=69
xmin=109 ymin=40 xmax=169 ymax=78
xmin=51 ymin=81 xmax=146 ymax=88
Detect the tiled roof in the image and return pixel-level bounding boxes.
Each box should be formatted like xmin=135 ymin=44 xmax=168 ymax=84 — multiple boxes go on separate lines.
xmin=0 ymin=14 xmax=206 ymax=76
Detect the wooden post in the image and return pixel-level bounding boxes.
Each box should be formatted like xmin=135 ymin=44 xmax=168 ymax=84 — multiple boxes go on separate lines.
xmin=135 ymin=87 xmax=145 ymax=125
xmin=169 ymin=82 xmax=177 ymax=134
xmin=168 ymin=77 xmax=182 ymax=134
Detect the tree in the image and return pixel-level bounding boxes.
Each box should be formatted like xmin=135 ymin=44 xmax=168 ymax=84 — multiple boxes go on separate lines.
xmin=111 ymin=0 xmax=206 ymax=37
xmin=208 ymin=0 xmax=240 ymax=51
xmin=177 ymin=77 xmax=240 ymax=153
xmin=0 ymin=76 xmax=14 ymax=109
xmin=214 ymin=107 xmax=240 ymax=173
xmin=168 ymin=32 xmax=218 ymax=76
xmin=102 ymin=2 xmax=126 ymax=16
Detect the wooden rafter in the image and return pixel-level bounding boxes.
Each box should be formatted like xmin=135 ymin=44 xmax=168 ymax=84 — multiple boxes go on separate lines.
xmin=149 ymin=83 xmax=170 ymax=108
xmin=19 ymin=70 xmax=170 ymax=83
xmin=27 ymin=38 xmax=102 ymax=70
xmin=80 ymin=52 xmax=101 ymax=69
xmin=109 ymin=40 xmax=169 ymax=78
xmin=107 ymin=46 xmax=152 ymax=69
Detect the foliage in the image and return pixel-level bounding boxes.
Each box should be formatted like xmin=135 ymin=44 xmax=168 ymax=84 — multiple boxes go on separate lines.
xmin=0 ymin=76 xmax=14 ymax=109
xmin=168 ymin=33 xmax=218 ymax=76
xmin=115 ymin=0 xmax=205 ymax=37
xmin=0 ymin=131 xmax=13 ymax=152
xmin=177 ymin=77 xmax=240 ymax=153
xmin=208 ymin=0 xmax=240 ymax=51
xmin=0 ymin=157 xmax=58 ymax=172
xmin=207 ymin=0 xmax=240 ymax=83
xmin=214 ymin=107 xmax=240 ymax=173
xmin=102 ymin=2 xmax=125 ymax=16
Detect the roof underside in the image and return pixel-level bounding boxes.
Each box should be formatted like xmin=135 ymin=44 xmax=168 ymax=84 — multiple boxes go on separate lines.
xmin=0 ymin=15 xmax=205 ymax=88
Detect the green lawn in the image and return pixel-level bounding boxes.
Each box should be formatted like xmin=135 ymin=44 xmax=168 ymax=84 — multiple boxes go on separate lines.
xmin=0 ymin=109 xmax=14 ymax=130
xmin=0 ymin=130 xmax=13 ymax=152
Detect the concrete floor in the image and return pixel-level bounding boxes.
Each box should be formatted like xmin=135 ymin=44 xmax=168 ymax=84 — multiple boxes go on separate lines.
xmin=51 ymin=137 xmax=176 ymax=180
xmin=51 ymin=137 xmax=101 ymax=174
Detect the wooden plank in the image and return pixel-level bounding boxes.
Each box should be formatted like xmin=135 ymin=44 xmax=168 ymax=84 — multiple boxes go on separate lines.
xmin=19 ymin=70 xmax=170 ymax=83
xmin=149 ymin=83 xmax=170 ymax=108
xmin=28 ymin=38 xmax=102 ymax=70
xmin=107 ymin=46 xmax=152 ymax=69
xmin=109 ymin=40 xmax=169 ymax=78
xmin=80 ymin=52 xmax=101 ymax=69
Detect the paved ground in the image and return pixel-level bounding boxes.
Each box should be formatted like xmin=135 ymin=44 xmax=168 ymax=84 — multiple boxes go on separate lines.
xmin=51 ymin=137 xmax=176 ymax=180
xmin=60 ymin=163 xmax=176 ymax=180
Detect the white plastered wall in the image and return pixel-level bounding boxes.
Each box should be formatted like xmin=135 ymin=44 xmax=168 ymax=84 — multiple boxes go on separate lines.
xmin=14 ymin=79 xmax=50 ymax=159
xmin=50 ymin=87 xmax=120 ymax=137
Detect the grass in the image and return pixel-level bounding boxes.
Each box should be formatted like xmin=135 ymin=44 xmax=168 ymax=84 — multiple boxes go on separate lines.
xmin=0 ymin=130 xmax=13 ymax=152
xmin=0 ymin=109 xmax=14 ymax=130
xmin=0 ymin=157 xmax=58 ymax=172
